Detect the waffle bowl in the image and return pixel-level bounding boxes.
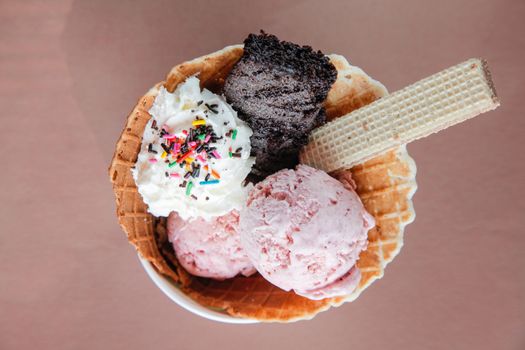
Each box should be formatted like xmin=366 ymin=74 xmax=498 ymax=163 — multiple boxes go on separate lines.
xmin=109 ymin=45 xmax=417 ymax=322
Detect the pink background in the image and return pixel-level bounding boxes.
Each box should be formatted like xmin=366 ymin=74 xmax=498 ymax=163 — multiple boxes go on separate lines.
xmin=1 ymin=0 xmax=524 ymax=349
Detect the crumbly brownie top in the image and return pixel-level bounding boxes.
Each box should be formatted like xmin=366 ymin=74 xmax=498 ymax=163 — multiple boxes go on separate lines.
xmin=224 ymin=32 xmax=337 ymax=178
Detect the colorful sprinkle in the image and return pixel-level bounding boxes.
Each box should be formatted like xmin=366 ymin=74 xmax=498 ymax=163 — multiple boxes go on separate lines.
xmin=211 ymin=170 xmax=221 ymax=179
xmin=192 ymin=165 xmax=200 ymax=178
xmin=232 ymin=129 xmax=238 ymax=140
xmin=148 ymin=158 xmax=157 ymax=163
xmin=199 ymin=180 xmax=219 ymax=185
xmin=192 ymin=119 xmax=206 ymax=126
xmin=161 ymin=151 xmax=167 ymax=159
xmin=185 ymin=181 xmax=193 ymax=195
xmin=196 ymin=154 xmax=206 ymax=163
xmin=204 ymin=134 xmax=211 ymax=143
xmin=211 ymin=150 xmax=221 ymax=159
xmin=168 ymin=161 xmax=177 ymax=168
xmin=177 ymin=150 xmax=194 ymax=163
xmin=169 ymin=173 xmax=180 ymax=178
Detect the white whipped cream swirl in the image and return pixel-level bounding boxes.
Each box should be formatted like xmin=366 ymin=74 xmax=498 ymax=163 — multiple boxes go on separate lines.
xmin=132 ymin=77 xmax=254 ymax=220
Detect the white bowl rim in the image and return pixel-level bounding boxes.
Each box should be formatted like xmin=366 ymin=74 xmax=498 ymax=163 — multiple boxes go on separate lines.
xmin=138 ymin=256 xmax=258 ymax=324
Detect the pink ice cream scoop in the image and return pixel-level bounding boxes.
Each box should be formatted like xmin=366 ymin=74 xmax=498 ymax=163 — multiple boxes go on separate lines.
xmin=167 ymin=211 xmax=256 ymax=280
xmin=239 ymin=165 xmax=374 ymax=300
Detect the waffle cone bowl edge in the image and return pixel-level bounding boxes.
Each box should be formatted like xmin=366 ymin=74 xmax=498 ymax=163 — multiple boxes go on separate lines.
xmin=108 ymin=45 xmax=417 ymax=322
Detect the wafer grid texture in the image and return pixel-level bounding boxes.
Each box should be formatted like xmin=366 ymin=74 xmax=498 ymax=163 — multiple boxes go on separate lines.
xmin=301 ymin=59 xmax=499 ymax=173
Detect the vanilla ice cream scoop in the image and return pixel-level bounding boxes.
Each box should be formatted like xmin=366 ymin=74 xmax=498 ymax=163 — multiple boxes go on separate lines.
xmin=168 ymin=211 xmax=256 ymax=280
xmin=239 ymin=165 xmax=374 ymax=300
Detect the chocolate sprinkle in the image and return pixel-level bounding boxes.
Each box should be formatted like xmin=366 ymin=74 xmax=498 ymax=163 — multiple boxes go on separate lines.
xmin=191 ymin=194 xmax=198 ymax=200
xmin=192 ymin=165 xmax=200 ymax=178
xmin=148 ymin=143 xmax=158 ymax=154
xmin=205 ymin=103 xmax=218 ymax=114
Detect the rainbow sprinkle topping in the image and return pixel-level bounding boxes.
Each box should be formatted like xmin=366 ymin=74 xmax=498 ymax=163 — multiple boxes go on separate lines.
xmin=145 ymin=115 xmax=247 ymax=200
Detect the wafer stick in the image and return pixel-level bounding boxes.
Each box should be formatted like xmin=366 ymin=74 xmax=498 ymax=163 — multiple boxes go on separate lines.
xmin=300 ymin=58 xmax=499 ymax=173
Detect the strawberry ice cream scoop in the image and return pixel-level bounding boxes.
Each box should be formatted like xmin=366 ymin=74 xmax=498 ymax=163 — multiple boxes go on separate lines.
xmin=167 ymin=211 xmax=256 ymax=280
xmin=239 ymin=165 xmax=374 ymax=300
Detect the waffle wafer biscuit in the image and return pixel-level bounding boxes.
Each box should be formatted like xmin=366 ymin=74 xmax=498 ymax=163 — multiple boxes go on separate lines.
xmin=300 ymin=59 xmax=499 ymax=173
xmin=109 ymin=46 xmax=416 ymax=322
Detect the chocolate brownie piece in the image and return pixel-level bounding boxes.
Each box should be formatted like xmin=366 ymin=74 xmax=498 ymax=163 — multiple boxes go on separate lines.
xmin=224 ymin=32 xmax=337 ymax=178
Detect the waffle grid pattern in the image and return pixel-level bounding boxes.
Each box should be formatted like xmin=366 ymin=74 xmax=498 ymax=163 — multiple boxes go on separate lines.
xmin=301 ymin=58 xmax=499 ymax=173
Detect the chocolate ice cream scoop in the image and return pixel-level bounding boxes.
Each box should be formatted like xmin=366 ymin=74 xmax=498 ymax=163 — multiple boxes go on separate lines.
xmin=224 ymin=32 xmax=337 ymax=178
